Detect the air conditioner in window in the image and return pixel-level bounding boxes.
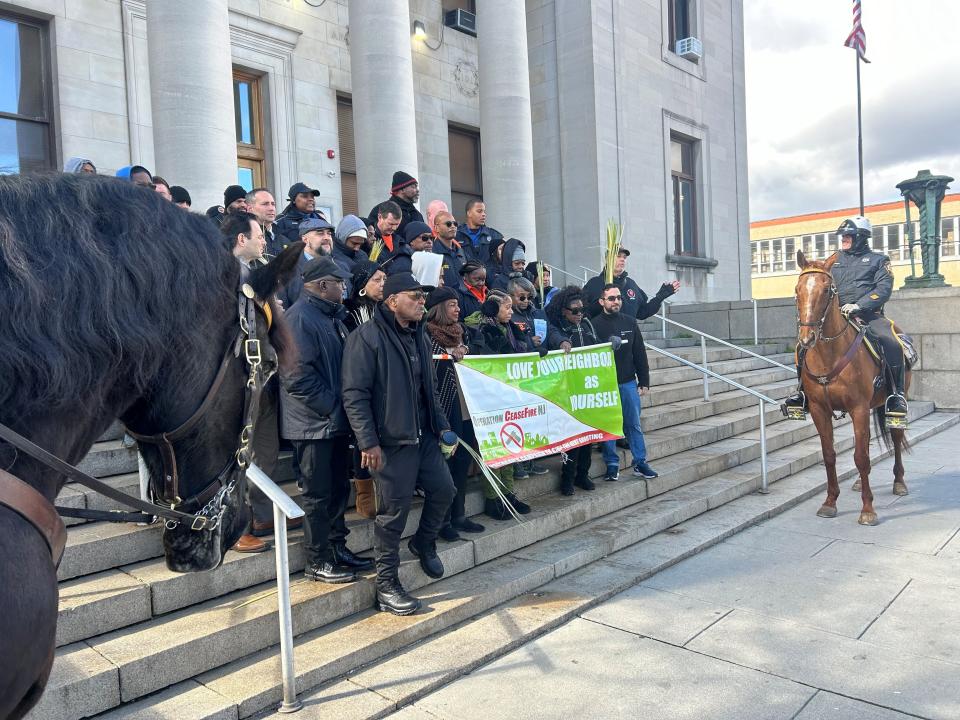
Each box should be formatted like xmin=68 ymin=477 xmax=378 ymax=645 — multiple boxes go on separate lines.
xmin=445 ymin=9 xmax=477 ymax=37
xmin=675 ymin=36 xmax=703 ymax=60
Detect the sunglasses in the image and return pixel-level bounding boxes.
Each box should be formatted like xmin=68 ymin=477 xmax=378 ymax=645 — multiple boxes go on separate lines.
xmin=565 ymin=306 xmax=584 ymax=315
xmin=443 ymin=220 xmax=458 ymax=228
xmin=604 ymin=295 xmax=622 ymax=301
xmin=403 ymin=290 xmax=427 ymax=301
xmin=516 ymin=294 xmax=531 ymax=301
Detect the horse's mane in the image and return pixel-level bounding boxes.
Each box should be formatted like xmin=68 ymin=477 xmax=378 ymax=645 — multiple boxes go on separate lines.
xmin=0 ymin=173 xmax=239 ymax=419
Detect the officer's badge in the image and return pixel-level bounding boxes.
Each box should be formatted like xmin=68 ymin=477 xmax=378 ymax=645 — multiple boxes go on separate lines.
xmin=861 ymin=257 xmax=870 ymax=262
xmin=882 ymin=259 xmax=892 ymax=276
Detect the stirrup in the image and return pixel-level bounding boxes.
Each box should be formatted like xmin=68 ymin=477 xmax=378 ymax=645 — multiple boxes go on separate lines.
xmin=884 ymin=394 xmax=908 ymax=430
xmin=780 ymin=392 xmax=807 ymax=421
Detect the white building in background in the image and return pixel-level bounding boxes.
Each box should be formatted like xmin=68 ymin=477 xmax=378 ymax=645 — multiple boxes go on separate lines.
xmin=0 ymin=0 xmax=751 ymax=302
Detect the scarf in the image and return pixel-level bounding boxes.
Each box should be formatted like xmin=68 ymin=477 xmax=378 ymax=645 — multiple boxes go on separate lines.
xmin=466 ymin=283 xmax=486 ymax=303
xmin=427 ymin=318 xmax=464 ymax=350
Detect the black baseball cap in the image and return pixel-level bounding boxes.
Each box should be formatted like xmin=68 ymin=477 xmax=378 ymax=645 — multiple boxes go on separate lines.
xmin=383 ymin=272 xmax=434 ymax=298
xmin=288 ymin=182 xmax=320 ymax=200
xmin=617 ymin=247 xmax=631 ymax=257
xmin=302 ymin=256 xmax=351 ymax=283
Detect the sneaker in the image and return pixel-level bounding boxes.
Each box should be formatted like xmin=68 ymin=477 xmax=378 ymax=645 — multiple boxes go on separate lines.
xmin=604 ymin=467 xmax=619 ymax=482
xmin=438 ymin=525 xmax=461 ymax=542
xmin=513 ymin=466 xmax=530 ymax=479
xmin=451 ymin=516 xmax=486 ymax=533
xmin=528 ymin=462 xmax=549 ymax=475
xmin=505 ymin=492 xmax=531 ymax=514
xmin=633 ymin=461 xmax=659 ymax=479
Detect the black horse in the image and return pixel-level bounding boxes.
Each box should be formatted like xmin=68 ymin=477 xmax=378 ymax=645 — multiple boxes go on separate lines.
xmin=0 ymin=174 xmax=300 ymax=719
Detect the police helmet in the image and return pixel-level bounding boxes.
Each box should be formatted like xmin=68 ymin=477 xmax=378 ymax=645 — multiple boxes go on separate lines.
xmin=837 ymin=216 xmax=872 ymax=252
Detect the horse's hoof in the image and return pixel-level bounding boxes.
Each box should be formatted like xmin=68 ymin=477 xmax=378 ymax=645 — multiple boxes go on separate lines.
xmin=893 ymin=482 xmax=909 ymax=496
xmin=858 ymin=511 xmax=878 ymax=526
xmin=817 ymin=505 xmax=838 ymax=518
xmin=851 ymin=479 xmax=862 ymax=492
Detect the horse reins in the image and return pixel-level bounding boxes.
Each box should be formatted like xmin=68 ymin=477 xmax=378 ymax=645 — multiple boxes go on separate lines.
xmin=0 ymin=283 xmax=275 ymax=563
xmin=796 ymin=267 xmax=847 ymax=343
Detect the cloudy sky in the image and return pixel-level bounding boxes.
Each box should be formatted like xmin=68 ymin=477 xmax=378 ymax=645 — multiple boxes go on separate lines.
xmin=744 ymin=1 xmax=960 ymax=221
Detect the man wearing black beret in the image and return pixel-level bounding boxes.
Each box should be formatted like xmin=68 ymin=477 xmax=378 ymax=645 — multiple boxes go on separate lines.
xmin=342 ymin=272 xmax=457 ymax=615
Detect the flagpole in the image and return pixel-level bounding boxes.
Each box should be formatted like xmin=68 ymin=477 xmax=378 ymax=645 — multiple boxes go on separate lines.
xmin=855 ymin=50 xmax=865 ymax=215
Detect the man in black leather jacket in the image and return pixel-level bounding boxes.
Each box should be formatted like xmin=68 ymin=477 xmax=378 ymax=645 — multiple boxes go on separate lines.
xmin=783 ymin=216 xmax=907 ymax=418
xmin=341 ymin=273 xmax=457 ymax=615
xmin=280 ymin=256 xmax=373 ymax=584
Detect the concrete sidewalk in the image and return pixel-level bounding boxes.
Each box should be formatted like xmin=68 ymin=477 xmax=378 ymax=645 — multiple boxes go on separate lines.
xmin=399 ymin=427 xmax=960 ymax=720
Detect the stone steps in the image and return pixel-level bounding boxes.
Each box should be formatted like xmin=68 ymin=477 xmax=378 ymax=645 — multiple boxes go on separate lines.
xmin=53 ymin=378 xmax=799 ymax=642
xmin=68 ymin=406 xmax=956 ymax=720
xmin=34 ymin=397 xmax=936 ymax=719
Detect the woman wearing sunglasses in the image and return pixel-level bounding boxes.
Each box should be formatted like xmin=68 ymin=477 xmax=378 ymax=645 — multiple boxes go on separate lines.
xmin=545 ymin=286 xmax=600 ymax=496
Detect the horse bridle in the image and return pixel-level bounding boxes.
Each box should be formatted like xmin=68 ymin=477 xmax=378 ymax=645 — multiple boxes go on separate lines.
xmin=0 ymin=283 xmax=275 ymax=564
xmin=796 ymin=267 xmax=847 ymax=344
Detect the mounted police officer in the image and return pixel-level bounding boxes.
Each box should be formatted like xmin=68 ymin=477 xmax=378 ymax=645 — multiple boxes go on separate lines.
xmin=783 ymin=216 xmax=907 ymax=419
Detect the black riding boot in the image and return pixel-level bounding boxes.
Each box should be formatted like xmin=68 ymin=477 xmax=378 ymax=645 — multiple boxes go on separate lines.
xmin=886 ymin=362 xmax=908 ymax=417
xmin=781 ymin=350 xmax=807 ymax=419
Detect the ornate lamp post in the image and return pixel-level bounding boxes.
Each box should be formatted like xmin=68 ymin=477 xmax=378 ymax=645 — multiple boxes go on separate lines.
xmin=897 ymin=169 xmax=954 ymax=288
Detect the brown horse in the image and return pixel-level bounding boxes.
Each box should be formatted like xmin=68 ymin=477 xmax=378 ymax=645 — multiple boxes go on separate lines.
xmin=794 ymin=251 xmax=910 ymax=526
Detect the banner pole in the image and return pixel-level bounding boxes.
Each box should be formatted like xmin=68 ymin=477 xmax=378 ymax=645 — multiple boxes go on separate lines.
xmin=856 ymin=52 xmax=865 ymax=215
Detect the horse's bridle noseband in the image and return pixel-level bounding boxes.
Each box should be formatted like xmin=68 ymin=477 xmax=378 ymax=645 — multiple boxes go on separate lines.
xmin=0 ymin=282 xmax=276 ymax=564
xmin=796 ymin=267 xmax=846 ymax=345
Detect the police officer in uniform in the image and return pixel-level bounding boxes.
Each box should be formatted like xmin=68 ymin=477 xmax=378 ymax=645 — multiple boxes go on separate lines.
xmin=783 ymin=216 xmax=907 ymax=419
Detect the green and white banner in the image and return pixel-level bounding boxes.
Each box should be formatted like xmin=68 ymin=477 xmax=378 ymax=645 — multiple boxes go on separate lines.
xmin=454 ymin=343 xmax=624 ymax=468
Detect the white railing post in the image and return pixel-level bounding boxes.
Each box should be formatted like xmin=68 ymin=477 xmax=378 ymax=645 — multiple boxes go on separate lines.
xmin=247 ymin=463 xmax=306 ymax=714
xmin=700 ymin=335 xmax=709 ymax=401
xmin=752 ymin=298 xmax=759 ymax=346
xmin=661 ymin=301 xmax=668 ymax=339
xmin=758 ymin=399 xmax=769 ymax=494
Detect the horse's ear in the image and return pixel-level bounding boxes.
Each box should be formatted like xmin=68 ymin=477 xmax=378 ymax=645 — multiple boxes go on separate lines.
xmin=823 ymin=252 xmax=839 ymax=271
xmin=797 ymin=250 xmax=808 ymax=269
xmin=248 ymin=241 xmax=305 ymax=300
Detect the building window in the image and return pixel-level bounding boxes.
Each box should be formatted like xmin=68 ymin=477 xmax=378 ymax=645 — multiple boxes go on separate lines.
xmin=785 ymin=238 xmax=797 ymax=271
xmin=758 ymin=240 xmax=770 ymax=274
xmin=941 ymin=217 xmax=956 ymax=257
xmin=0 ymin=13 xmax=53 ymax=174
xmin=814 ymin=234 xmax=825 ymax=260
xmin=670 ymin=135 xmax=699 ymax=256
xmin=751 ymin=242 xmax=759 ymax=275
xmin=448 ymin=126 xmax=482 ymax=220
xmin=233 ymin=69 xmax=265 ymax=191
xmin=886 ymin=224 xmax=901 ymax=261
xmin=337 ymin=96 xmax=358 ymax=217
xmin=668 ymin=0 xmax=693 ymax=51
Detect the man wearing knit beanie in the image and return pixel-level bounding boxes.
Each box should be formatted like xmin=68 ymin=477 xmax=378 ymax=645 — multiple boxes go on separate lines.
xmin=366 ymin=169 xmax=424 ymax=238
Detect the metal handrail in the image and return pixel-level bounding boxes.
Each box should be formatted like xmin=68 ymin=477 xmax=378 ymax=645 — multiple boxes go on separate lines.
xmin=654 ymin=313 xmax=794 ymax=373
xmin=644 ymin=342 xmax=777 ymax=493
xmin=246 ymin=463 xmax=306 ymax=713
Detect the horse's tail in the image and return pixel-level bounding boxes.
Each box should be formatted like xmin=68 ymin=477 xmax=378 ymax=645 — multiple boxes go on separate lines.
xmin=873 ymin=406 xmax=912 ymax=453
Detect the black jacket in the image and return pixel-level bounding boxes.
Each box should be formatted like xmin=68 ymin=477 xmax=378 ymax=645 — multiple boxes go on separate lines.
xmin=456 ymin=224 xmax=504 ymax=268
xmin=832 ymin=248 xmax=893 ymax=315
xmin=590 ymin=312 xmax=650 ymax=387
xmin=549 ymin=317 xmax=599 ymax=350
xmin=434 ymin=240 xmax=466 ymax=289
xmin=342 ymin=306 xmax=450 ymax=449
xmin=263 ymin=225 xmax=286 ymax=258
xmin=511 ymin=304 xmax=549 ymax=348
xmin=380 ymin=243 xmax=414 ymax=276
xmin=367 ymin=197 xmax=423 ymax=239
xmin=583 ymin=272 xmax=674 ymax=320
xmin=463 ymin=312 xmax=530 ymax=355
xmin=275 ymin=206 xmax=325 ymax=248
xmin=332 ymin=240 xmax=369 ymax=296
xmin=455 ymin=281 xmax=485 ymax=320
xmin=279 ymin=293 xmax=350 ymax=440
xmin=489 ymin=238 xmax=530 ymax=293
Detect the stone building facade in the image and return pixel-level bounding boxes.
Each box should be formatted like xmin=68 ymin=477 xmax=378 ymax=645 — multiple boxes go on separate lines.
xmin=1 ymin=0 xmax=751 ymax=302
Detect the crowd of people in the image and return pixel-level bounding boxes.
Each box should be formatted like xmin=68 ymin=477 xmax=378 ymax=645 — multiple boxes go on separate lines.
xmin=65 ymin=156 xmax=681 ymax=616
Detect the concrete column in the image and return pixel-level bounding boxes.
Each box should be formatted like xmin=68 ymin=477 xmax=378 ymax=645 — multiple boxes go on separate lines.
xmin=348 ymin=0 xmax=419 ymax=217
xmin=147 ymin=0 xmax=236 ymax=210
xmin=477 ymin=1 xmax=538 ymax=255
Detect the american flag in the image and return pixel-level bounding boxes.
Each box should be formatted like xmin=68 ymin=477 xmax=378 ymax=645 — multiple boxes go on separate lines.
xmin=844 ymin=0 xmax=870 ymax=63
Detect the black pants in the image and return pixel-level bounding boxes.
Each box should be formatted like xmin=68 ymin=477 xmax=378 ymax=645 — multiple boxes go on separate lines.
xmin=291 ymin=436 xmax=351 ymax=565
xmin=560 ymin=445 xmax=593 ymax=487
xmin=373 ymin=435 xmax=456 ymax=586
xmin=863 ymin=313 xmax=904 ymax=390
xmin=444 ymin=418 xmax=476 ymax=524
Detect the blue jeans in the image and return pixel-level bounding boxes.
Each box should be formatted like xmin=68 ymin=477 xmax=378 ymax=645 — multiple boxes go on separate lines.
xmin=602 ymin=380 xmax=647 ymax=470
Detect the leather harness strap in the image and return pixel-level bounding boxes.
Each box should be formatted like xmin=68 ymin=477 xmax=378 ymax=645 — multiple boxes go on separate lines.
xmin=803 ymin=328 xmax=865 ymax=386
xmin=0 ymin=468 xmax=66 ymax=566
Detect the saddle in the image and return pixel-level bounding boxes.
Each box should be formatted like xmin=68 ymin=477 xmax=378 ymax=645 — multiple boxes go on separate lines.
xmin=855 ymin=317 xmax=918 ymax=370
